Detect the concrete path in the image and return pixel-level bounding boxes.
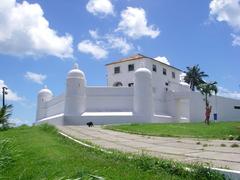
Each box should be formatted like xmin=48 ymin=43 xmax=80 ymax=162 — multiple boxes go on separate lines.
xmin=57 ymin=126 xmax=240 ymax=171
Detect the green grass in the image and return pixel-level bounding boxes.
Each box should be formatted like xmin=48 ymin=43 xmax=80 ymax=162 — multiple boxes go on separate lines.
xmin=0 ymin=124 xmax=224 ymax=179
xmin=105 ymin=122 xmax=240 ymax=139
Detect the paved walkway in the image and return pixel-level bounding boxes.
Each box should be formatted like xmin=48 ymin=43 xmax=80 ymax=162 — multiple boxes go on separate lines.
xmin=57 ymin=126 xmax=240 ymax=171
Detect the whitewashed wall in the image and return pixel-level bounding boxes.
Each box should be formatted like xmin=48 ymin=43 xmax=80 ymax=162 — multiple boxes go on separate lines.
xmin=45 ymin=94 xmax=65 ymax=117
xmin=86 ymin=87 xmax=133 ymax=112
xmin=189 ymin=92 xmax=240 ymax=122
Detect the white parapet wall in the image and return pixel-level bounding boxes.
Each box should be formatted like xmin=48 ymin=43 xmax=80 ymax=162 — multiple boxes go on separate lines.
xmin=189 ymin=92 xmax=240 ymax=122
xmin=36 ymin=63 xmax=240 ymax=126
xmin=86 ymin=87 xmax=133 ymax=112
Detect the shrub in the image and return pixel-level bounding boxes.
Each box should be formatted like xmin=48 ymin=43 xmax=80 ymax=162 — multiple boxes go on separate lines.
xmin=228 ymin=135 xmax=234 ymax=140
xmin=230 ymin=143 xmax=239 ymax=148
xmin=235 ymin=135 xmax=240 ymax=141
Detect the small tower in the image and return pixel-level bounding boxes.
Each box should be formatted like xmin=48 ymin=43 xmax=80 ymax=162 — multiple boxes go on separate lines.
xmin=36 ymin=85 xmax=53 ymax=121
xmin=64 ymin=63 xmax=86 ymax=117
xmin=133 ymin=66 xmax=154 ymax=122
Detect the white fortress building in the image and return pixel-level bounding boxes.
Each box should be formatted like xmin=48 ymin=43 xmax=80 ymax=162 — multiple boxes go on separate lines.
xmin=36 ymin=54 xmax=240 ymax=125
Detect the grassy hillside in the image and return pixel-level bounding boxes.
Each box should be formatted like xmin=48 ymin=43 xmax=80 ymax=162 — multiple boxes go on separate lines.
xmin=105 ymin=122 xmax=240 ymax=139
xmin=0 ymin=124 xmax=224 ymax=179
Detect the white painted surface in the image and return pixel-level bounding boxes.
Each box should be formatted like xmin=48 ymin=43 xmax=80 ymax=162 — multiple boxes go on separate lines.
xmin=36 ymin=56 xmax=240 ymax=125
xmin=86 ymin=87 xmax=133 ymax=112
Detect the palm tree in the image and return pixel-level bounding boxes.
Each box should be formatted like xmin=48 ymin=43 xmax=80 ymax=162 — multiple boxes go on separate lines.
xmin=0 ymin=105 xmax=13 ymax=130
xmin=184 ymin=65 xmax=208 ymax=91
xmin=198 ymin=82 xmax=218 ymax=125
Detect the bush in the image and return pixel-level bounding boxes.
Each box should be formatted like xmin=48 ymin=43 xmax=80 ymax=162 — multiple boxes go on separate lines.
xmin=231 ymin=143 xmax=239 ymax=148
xmin=228 ymin=135 xmax=234 ymax=140
xmin=235 ymin=135 xmax=240 ymax=141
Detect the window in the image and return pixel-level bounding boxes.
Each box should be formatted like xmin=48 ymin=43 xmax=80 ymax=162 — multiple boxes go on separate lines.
xmin=163 ymin=68 xmax=167 ymax=75
xmin=114 ymin=66 xmax=120 ymax=74
xmin=128 ymin=83 xmax=134 ymax=87
xmin=128 ymin=64 xmax=134 ymax=71
xmin=113 ymin=82 xmax=123 ymax=87
xmin=152 ymin=64 xmax=157 ymax=72
xmin=172 ymin=72 xmax=176 ymax=79
xmin=234 ymin=106 xmax=240 ymax=109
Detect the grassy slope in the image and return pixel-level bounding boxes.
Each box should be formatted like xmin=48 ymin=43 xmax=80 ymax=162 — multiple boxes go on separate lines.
xmin=105 ymin=122 xmax=240 ymax=139
xmin=0 ymin=125 xmax=224 ymax=180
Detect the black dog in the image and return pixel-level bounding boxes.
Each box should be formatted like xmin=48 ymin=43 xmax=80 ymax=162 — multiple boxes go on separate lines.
xmin=86 ymin=121 xmax=94 ymax=127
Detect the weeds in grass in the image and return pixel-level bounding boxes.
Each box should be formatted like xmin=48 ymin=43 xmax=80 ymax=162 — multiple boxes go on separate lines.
xmin=203 ymin=144 xmax=208 ymax=147
xmin=230 ymin=143 xmax=239 ymax=148
xmin=130 ymin=154 xmax=224 ymax=180
xmin=235 ymin=135 xmax=240 ymax=141
xmin=0 ymin=139 xmax=21 ymax=172
xmin=220 ymin=144 xmax=226 ymax=147
xmin=228 ymin=135 xmax=234 ymax=140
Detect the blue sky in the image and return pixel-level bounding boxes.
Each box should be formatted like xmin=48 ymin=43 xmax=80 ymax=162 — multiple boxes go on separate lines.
xmin=0 ymin=0 xmax=240 ymax=125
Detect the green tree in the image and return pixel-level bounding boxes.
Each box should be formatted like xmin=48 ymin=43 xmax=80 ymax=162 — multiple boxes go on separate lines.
xmin=0 ymin=105 xmax=13 ymax=130
xmin=184 ymin=65 xmax=208 ymax=91
xmin=198 ymin=82 xmax=218 ymax=125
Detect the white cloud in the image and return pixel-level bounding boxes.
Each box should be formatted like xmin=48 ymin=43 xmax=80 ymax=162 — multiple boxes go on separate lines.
xmin=0 ymin=80 xmax=23 ymax=101
xmin=218 ymin=86 xmax=240 ymax=99
xmin=209 ymin=0 xmax=240 ymax=30
xmin=0 ymin=0 xmax=73 ymax=58
xmin=89 ymin=29 xmax=99 ymax=39
xmin=86 ymin=0 xmax=114 ymax=16
xmin=117 ymin=7 xmax=160 ymax=39
xmin=9 ymin=117 xmax=33 ymax=126
xmin=24 ymin=72 xmax=46 ymax=84
xmin=106 ymin=35 xmax=133 ymax=54
xmin=78 ymin=40 xmax=108 ymax=59
xmin=231 ymin=33 xmax=240 ymax=46
xmin=154 ymin=56 xmax=170 ymax=65
xmin=78 ymin=31 xmax=133 ymax=58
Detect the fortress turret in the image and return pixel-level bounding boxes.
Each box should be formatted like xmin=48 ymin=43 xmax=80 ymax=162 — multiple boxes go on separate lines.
xmin=133 ymin=66 xmax=154 ymax=122
xmin=64 ymin=63 xmax=86 ymax=116
xmin=36 ymin=86 xmax=53 ymax=121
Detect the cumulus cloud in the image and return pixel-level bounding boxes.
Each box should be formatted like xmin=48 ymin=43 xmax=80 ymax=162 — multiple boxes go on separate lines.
xmin=106 ymin=35 xmax=133 ymax=54
xmin=89 ymin=29 xmax=99 ymax=39
xmin=117 ymin=7 xmax=160 ymax=39
xmin=0 ymin=80 xmax=23 ymax=101
xmin=78 ymin=30 xmax=134 ymax=59
xmin=24 ymin=72 xmax=46 ymax=84
xmin=231 ymin=33 xmax=240 ymax=46
xmin=154 ymin=56 xmax=170 ymax=65
xmin=86 ymin=0 xmax=114 ymax=16
xmin=209 ymin=0 xmax=240 ymax=30
xmin=0 ymin=0 xmax=73 ymax=58
xmin=209 ymin=0 xmax=240 ymax=46
xmin=218 ymin=86 xmax=240 ymax=99
xmin=78 ymin=40 xmax=108 ymax=59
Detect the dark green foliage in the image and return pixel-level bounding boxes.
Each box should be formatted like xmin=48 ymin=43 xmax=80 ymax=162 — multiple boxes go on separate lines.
xmin=228 ymin=135 xmax=234 ymax=140
xmin=235 ymin=135 xmax=240 ymax=141
xmin=0 ymin=104 xmax=13 ymax=130
xmin=184 ymin=65 xmax=208 ymax=91
xmin=198 ymin=82 xmax=218 ymax=107
xmin=230 ymin=143 xmax=239 ymax=148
